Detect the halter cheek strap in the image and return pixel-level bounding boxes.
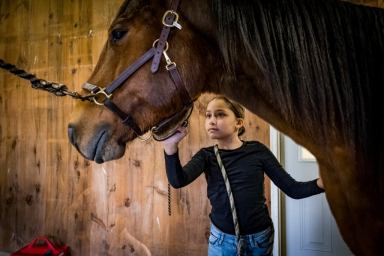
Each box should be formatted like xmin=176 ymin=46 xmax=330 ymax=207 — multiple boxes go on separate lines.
xmin=106 ymin=47 xmax=156 ymax=95
xmin=151 ymin=0 xmax=182 ymax=73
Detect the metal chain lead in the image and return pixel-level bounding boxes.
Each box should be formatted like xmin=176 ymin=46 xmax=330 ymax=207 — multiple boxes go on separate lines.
xmin=0 ymin=59 xmax=93 ymax=102
xmin=168 ymin=183 xmax=171 ymax=216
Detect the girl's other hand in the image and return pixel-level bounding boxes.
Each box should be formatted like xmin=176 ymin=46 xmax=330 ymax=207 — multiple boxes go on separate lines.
xmin=317 ymin=177 xmax=324 ymax=189
xmin=162 ymin=126 xmax=188 ymax=155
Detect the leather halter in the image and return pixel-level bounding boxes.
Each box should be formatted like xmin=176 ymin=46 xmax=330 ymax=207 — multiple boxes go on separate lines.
xmin=82 ymin=0 xmax=193 ymax=141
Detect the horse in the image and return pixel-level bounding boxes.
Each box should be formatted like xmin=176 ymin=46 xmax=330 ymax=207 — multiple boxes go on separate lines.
xmin=67 ymin=0 xmax=384 ymax=255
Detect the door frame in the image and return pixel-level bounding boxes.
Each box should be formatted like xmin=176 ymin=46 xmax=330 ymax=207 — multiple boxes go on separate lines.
xmin=269 ymin=126 xmax=281 ymax=256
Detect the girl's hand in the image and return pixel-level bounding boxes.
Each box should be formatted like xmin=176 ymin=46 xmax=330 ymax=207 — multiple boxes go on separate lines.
xmin=317 ymin=177 xmax=324 ymax=189
xmin=162 ymin=126 xmax=188 ymax=155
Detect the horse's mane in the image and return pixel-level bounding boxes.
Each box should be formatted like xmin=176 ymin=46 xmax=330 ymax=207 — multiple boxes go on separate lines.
xmin=211 ymin=0 xmax=384 ymax=159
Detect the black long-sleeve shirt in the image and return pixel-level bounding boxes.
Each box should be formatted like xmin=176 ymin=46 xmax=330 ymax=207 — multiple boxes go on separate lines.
xmin=164 ymin=141 xmax=324 ymax=235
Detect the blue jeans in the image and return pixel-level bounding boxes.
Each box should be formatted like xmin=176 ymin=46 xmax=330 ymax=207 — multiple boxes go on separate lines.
xmin=208 ymin=223 xmax=274 ymax=256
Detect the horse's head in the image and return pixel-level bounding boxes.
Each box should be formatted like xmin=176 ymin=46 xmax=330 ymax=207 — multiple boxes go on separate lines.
xmin=68 ymin=0 xmax=219 ymax=163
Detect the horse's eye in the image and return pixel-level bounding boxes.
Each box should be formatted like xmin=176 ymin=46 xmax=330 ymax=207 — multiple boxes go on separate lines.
xmin=111 ymin=29 xmax=127 ymax=43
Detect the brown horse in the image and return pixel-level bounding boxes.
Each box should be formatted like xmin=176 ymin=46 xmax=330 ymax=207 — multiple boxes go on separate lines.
xmin=68 ymin=0 xmax=384 ymax=255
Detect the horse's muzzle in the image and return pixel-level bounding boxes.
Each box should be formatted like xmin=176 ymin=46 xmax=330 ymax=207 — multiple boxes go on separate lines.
xmin=68 ymin=123 xmax=120 ymax=163
xmin=67 ymin=124 xmax=77 ymax=148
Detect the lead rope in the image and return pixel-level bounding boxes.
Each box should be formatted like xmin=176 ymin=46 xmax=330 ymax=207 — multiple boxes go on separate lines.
xmin=214 ymin=145 xmax=245 ymax=256
xmin=0 ymin=59 xmax=93 ymax=101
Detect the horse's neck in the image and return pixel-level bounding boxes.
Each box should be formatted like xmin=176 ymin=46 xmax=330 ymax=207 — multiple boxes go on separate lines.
xmin=181 ymin=0 xmax=382 ymax=159
xmin=217 ymin=0 xmax=382 ymax=154
xmin=216 ymin=73 xmax=317 ymax=149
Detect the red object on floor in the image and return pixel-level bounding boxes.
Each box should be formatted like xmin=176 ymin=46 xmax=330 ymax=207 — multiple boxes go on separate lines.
xmin=11 ymin=236 xmax=70 ymax=256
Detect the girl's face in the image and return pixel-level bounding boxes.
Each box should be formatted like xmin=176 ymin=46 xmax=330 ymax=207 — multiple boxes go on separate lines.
xmin=205 ymin=99 xmax=243 ymax=140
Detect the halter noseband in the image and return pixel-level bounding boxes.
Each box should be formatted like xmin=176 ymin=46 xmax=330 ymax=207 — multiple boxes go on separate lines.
xmin=82 ymin=0 xmax=193 ymax=141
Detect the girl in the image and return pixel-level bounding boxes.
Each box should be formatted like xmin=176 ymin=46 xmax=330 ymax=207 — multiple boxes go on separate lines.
xmin=162 ymin=96 xmax=324 ymax=256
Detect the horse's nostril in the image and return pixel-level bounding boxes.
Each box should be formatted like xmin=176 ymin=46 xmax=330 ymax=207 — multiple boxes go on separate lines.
xmin=67 ymin=124 xmax=76 ymax=146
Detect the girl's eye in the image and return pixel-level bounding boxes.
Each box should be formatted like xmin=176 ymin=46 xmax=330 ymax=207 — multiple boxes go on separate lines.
xmin=216 ymin=112 xmax=225 ymax=117
xmin=205 ymin=114 xmax=211 ymax=118
xmin=111 ymin=29 xmax=128 ymax=43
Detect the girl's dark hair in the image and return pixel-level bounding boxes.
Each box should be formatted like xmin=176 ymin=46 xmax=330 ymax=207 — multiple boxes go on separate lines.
xmin=209 ymin=96 xmax=246 ymax=136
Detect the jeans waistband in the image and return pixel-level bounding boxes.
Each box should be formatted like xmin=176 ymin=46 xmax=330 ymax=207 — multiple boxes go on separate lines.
xmin=210 ymin=222 xmax=273 ymax=244
xmin=210 ymin=223 xmax=237 ymax=242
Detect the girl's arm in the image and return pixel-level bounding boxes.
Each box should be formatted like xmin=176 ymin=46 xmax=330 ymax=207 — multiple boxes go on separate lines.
xmin=260 ymin=144 xmax=325 ymax=199
xmin=162 ymin=126 xmax=205 ymax=188
xmin=164 ymin=151 xmax=206 ymax=188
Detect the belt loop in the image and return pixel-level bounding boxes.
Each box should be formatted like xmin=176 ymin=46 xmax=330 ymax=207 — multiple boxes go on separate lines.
xmin=249 ymin=234 xmax=256 ymax=248
xmin=218 ymin=231 xmax=224 ymax=246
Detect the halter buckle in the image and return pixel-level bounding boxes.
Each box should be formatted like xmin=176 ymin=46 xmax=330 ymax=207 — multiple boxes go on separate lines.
xmin=162 ymin=10 xmax=182 ymax=29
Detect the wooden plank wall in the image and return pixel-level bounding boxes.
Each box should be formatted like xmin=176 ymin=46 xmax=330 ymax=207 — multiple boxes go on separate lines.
xmin=1 ymin=0 xmax=382 ymax=255
xmin=0 ymin=1 xmax=270 ymax=255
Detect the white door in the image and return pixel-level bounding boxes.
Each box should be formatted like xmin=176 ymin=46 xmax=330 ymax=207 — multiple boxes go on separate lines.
xmin=281 ymin=135 xmax=352 ymax=256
